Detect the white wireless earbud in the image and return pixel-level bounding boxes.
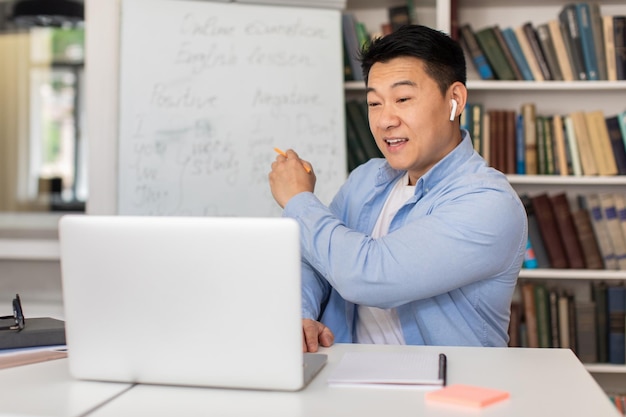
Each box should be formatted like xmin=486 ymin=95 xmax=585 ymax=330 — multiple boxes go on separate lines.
xmin=449 ymin=99 xmax=458 ymax=121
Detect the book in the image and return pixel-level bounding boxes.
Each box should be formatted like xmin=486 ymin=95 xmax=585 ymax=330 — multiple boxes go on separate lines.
xmin=563 ymin=115 xmax=583 ymax=176
xmin=515 ymin=24 xmax=545 ymax=81
xmin=559 ymin=4 xmax=587 ymax=80
xmin=612 ymin=193 xmax=626 ymax=258
xmin=599 ymin=193 xmax=626 ymax=270
xmin=614 ymin=16 xmax=626 ymax=80
xmin=488 ymin=109 xmax=505 ymax=172
xmin=584 ymin=110 xmax=618 ymax=176
xmin=605 ymin=115 xmax=626 ymax=175
xmin=589 ymin=3 xmax=608 ymax=80
xmin=549 ymin=288 xmax=560 ymax=348
xmin=345 ymin=100 xmax=381 ymax=161
xmin=508 ymin=301 xmax=522 ymax=347
xmin=475 ymin=26 xmax=517 ymax=80
xmin=535 ymin=115 xmax=546 ymax=175
xmin=536 ymin=23 xmax=564 ymax=81
xmin=468 ymin=103 xmax=484 ymax=156
xmin=534 ymin=283 xmax=552 ymax=348
xmin=575 ymin=2 xmax=599 ymax=80
xmin=592 ymin=281 xmax=608 ymax=363
xmin=0 ymin=317 xmax=66 ymax=350
xmin=459 ymin=24 xmax=495 ymax=80
xmin=606 ymin=285 xmax=625 ymax=364
xmin=547 ymin=19 xmax=575 ymax=81
xmin=522 ymin=22 xmax=552 ymax=80
xmin=569 ymin=111 xmax=598 ymax=175
xmin=570 ymin=208 xmax=604 ymax=270
xmin=501 ymin=27 xmax=534 ymax=80
xmin=552 ymin=115 xmax=569 ymax=176
xmin=542 ymin=116 xmax=555 ymax=175
xmin=521 ymin=281 xmax=539 ymax=348
xmin=492 ymin=25 xmax=524 ymax=80
xmin=574 ymin=300 xmax=597 ymax=363
xmin=584 ymin=193 xmax=618 ymax=270
xmin=482 ymin=111 xmax=491 ymax=166
xmin=341 ymin=13 xmax=364 ymax=82
xmin=425 ymin=384 xmax=510 ymax=409
xmin=530 ymin=193 xmax=569 ymax=269
xmin=521 ymin=103 xmax=537 ymax=175
xmin=549 ymin=193 xmax=585 ymax=269
xmin=558 ymin=292 xmax=572 ymax=349
xmin=603 ymin=15 xmax=618 ymax=81
xmin=344 ymin=101 xmax=369 ymax=170
xmin=521 ymin=194 xmax=551 ymax=269
xmin=504 ymin=110 xmax=517 ymax=174
xmin=327 ymin=351 xmax=445 ymax=386
xmin=515 ymin=113 xmax=525 ymax=174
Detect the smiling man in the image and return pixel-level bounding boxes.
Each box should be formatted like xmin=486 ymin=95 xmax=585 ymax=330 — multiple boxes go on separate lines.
xmin=269 ymin=25 xmax=527 ymax=352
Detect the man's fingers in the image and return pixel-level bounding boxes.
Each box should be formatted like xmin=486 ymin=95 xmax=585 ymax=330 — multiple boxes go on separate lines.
xmin=302 ymin=319 xmax=334 ymax=352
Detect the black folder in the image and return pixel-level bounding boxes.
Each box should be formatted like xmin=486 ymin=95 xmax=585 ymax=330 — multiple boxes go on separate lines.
xmin=0 ymin=317 xmax=66 ymax=350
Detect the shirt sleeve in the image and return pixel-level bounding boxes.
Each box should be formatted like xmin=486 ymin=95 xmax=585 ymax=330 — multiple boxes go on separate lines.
xmin=284 ymin=185 xmax=527 ymax=310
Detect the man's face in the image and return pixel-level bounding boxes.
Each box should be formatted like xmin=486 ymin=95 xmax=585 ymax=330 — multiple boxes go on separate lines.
xmin=366 ymin=56 xmax=460 ymax=185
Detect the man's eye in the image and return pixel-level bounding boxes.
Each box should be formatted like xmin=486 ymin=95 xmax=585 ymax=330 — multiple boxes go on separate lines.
xmin=368 ymin=102 xmax=380 ymax=107
xmin=397 ymin=97 xmax=410 ymax=103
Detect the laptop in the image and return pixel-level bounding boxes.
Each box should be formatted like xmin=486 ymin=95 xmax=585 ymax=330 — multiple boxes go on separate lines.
xmin=58 ymin=215 xmax=326 ymax=391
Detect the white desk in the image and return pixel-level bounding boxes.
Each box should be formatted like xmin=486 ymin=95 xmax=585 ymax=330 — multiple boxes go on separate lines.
xmin=0 ymin=359 xmax=131 ymax=417
xmin=89 ymin=343 xmax=617 ymax=417
xmin=0 ymin=344 xmax=619 ymax=417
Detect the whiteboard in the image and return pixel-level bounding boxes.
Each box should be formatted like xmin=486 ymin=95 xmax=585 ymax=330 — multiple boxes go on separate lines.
xmin=117 ymin=0 xmax=346 ymax=216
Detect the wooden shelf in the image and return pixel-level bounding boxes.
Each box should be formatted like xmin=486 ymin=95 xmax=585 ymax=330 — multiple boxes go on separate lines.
xmin=519 ymin=269 xmax=626 ymax=281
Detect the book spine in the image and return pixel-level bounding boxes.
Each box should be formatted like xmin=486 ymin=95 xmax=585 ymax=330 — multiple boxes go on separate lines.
xmin=574 ymin=300 xmax=597 ymax=363
xmin=603 ymin=15 xmax=617 ymax=81
xmin=606 ymin=285 xmax=626 ymax=364
xmin=531 ymin=193 xmax=569 ymax=269
xmin=536 ymin=23 xmax=564 ymax=81
xmin=614 ymin=16 xmax=626 ymax=80
xmin=571 ymin=208 xmax=604 ymax=270
xmin=501 ymin=27 xmax=534 ymax=81
xmin=459 ymin=24 xmax=495 ymax=80
xmin=586 ymin=193 xmax=618 ymax=270
xmin=549 ymin=193 xmax=586 ymax=269
xmin=559 ymin=4 xmax=587 ymax=80
xmin=605 ymin=116 xmax=626 ymax=175
xmin=492 ymin=25 xmax=524 ymax=80
xmin=592 ymin=282 xmax=608 ymax=363
xmin=575 ymin=3 xmax=599 ymax=80
xmin=589 ymin=3 xmax=607 ymax=80
xmin=522 ymin=22 xmax=553 ymax=80
xmin=475 ymin=26 xmax=517 ymax=80
xmin=600 ymin=193 xmax=626 ymax=270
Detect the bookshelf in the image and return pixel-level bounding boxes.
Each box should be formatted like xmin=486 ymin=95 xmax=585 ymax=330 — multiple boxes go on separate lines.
xmin=344 ymin=0 xmax=626 ymax=395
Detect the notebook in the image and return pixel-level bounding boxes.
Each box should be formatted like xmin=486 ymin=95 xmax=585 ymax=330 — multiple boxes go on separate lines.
xmin=58 ymin=214 xmax=326 ymax=391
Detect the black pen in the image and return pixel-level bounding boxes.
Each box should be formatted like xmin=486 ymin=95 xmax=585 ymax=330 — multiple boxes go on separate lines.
xmin=438 ymin=353 xmax=447 ymax=386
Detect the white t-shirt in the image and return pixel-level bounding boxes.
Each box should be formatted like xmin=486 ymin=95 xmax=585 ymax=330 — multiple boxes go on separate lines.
xmin=355 ymin=172 xmax=415 ymax=344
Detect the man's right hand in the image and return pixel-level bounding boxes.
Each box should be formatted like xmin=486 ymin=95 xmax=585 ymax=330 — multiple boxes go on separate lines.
xmin=302 ymin=318 xmax=334 ymax=352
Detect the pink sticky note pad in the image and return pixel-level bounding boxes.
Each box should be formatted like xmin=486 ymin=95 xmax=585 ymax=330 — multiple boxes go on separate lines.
xmin=425 ymin=384 xmax=510 ymax=408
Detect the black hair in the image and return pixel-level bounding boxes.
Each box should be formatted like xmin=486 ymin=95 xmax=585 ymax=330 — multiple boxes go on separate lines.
xmin=358 ymin=25 xmax=466 ymax=96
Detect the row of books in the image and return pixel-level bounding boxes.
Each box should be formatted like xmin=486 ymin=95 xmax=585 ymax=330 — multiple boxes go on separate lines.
xmin=523 ymin=192 xmax=626 ymax=271
xmin=462 ymin=103 xmax=626 ymax=176
xmin=345 ymin=99 xmax=383 ymax=172
xmin=460 ymin=3 xmax=626 ymax=81
xmin=510 ymin=281 xmax=625 ymax=365
xmin=342 ymin=3 xmax=416 ymax=82
xmin=609 ymin=393 xmax=626 ymax=415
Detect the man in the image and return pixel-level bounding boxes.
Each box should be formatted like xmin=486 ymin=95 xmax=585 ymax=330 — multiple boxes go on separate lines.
xmin=269 ymin=25 xmax=527 ymax=352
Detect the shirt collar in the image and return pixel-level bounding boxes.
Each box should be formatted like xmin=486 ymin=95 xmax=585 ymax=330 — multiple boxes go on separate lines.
xmin=374 ymin=129 xmax=474 ymax=192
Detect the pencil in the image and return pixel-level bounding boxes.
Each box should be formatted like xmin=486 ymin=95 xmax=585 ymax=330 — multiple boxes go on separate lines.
xmin=273 ymin=147 xmax=311 ymax=173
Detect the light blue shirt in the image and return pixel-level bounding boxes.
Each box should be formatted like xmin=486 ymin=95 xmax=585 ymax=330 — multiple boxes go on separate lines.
xmin=283 ymin=130 xmax=528 ymax=347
